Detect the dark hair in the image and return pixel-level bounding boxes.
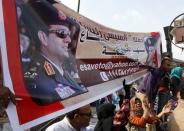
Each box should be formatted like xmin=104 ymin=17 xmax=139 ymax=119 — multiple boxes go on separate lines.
xmin=96 ymin=103 xmax=116 ymax=120
xmin=161 ymin=56 xmax=172 ymax=65
xmin=162 ymin=52 xmax=172 ymax=59
xmin=66 ymin=108 xmax=80 ymax=120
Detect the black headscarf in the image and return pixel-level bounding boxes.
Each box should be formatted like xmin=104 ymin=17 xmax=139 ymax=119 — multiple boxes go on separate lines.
xmin=94 ymin=103 xmax=116 ymax=131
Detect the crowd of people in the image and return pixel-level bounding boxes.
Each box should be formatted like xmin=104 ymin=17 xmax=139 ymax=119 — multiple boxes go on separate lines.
xmin=43 ymin=52 xmax=183 ymax=131
xmin=1 ymin=0 xmax=184 ymax=131
xmin=1 ymin=52 xmax=184 ymax=131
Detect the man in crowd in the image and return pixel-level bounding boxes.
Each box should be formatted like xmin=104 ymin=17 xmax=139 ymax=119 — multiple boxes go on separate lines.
xmin=137 ymin=56 xmax=172 ymax=110
xmin=157 ymin=66 xmax=183 ymax=114
xmin=46 ymin=104 xmax=92 ymax=131
xmin=23 ymin=0 xmax=87 ymax=105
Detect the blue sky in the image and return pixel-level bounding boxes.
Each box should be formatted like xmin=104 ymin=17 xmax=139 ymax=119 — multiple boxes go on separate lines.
xmin=60 ymin=0 xmax=184 ymax=61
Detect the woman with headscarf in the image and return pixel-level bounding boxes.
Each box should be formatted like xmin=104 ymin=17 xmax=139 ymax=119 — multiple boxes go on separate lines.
xmin=94 ymin=103 xmax=116 ymax=131
xmin=113 ymin=99 xmax=130 ymax=131
xmin=170 ymin=66 xmax=183 ymax=98
xmin=128 ymin=96 xmax=171 ymax=131
xmin=95 ymin=99 xmax=130 ymax=131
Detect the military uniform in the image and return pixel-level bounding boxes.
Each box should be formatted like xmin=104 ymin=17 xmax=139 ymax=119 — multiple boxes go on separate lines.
xmin=24 ymin=54 xmax=87 ymax=106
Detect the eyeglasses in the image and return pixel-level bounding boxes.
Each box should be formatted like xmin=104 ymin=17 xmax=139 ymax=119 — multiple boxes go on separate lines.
xmin=49 ymin=29 xmax=70 ymax=39
xmin=78 ymin=112 xmax=92 ymax=117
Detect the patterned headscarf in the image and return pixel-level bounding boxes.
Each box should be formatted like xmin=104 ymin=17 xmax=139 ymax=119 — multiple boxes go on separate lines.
xmin=113 ymin=99 xmax=130 ymax=127
xmin=130 ymin=97 xmax=144 ymax=117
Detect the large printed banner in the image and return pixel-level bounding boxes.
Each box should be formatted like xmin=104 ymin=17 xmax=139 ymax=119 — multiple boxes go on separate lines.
xmin=0 ymin=0 xmax=161 ymax=130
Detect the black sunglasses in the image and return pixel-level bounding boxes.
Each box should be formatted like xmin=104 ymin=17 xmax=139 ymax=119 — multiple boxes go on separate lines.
xmin=49 ymin=29 xmax=70 ymax=39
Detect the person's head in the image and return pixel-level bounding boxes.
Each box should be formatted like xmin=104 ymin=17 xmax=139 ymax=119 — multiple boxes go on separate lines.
xmin=120 ymin=99 xmax=130 ymax=112
xmin=19 ymin=33 xmax=30 ymax=54
xmin=160 ymin=56 xmax=172 ymax=72
xmin=144 ymin=36 xmax=156 ymax=54
xmin=26 ymin=0 xmax=72 ymax=60
xmin=130 ymin=97 xmax=143 ymax=116
xmin=66 ymin=104 xmax=91 ymax=129
xmin=162 ymin=52 xmax=172 ymax=59
xmin=113 ymin=111 xmax=127 ymax=128
xmin=39 ymin=24 xmax=71 ymax=59
xmin=113 ymin=99 xmax=130 ymax=127
xmin=170 ymin=66 xmax=183 ymax=80
xmin=16 ymin=0 xmax=25 ymax=19
xmin=134 ymin=98 xmax=142 ymax=111
xmin=96 ymin=103 xmax=116 ymax=120
xmin=17 ymin=6 xmax=22 ymax=20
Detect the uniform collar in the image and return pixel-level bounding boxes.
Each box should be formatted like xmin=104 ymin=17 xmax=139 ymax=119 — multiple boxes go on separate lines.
xmin=42 ymin=54 xmax=64 ymax=76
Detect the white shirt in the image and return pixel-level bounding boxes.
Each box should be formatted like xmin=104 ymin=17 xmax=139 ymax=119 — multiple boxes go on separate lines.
xmin=45 ymin=117 xmax=93 ymax=131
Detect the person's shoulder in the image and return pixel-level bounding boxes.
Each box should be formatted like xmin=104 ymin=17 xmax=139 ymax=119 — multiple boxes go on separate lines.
xmin=150 ymin=67 xmax=164 ymax=76
xmin=45 ymin=120 xmax=67 ymax=131
xmin=24 ymin=54 xmax=53 ymax=81
xmin=29 ymin=53 xmax=45 ymax=67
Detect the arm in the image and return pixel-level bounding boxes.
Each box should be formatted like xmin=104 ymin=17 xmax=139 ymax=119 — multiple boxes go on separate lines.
xmin=157 ymin=104 xmax=172 ymax=118
xmin=146 ymin=115 xmax=160 ymax=123
xmin=129 ymin=101 xmax=149 ymax=127
xmin=0 ymin=60 xmax=16 ymax=108
xmin=129 ymin=115 xmax=146 ymax=127
xmin=146 ymin=102 xmax=172 ymax=124
xmin=0 ymin=85 xmax=16 ymax=108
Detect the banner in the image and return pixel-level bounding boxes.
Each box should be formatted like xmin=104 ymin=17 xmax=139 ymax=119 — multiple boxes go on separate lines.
xmin=0 ymin=0 xmax=161 ymax=130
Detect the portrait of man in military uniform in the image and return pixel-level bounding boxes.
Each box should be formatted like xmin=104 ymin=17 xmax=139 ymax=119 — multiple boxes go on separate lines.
xmin=143 ymin=33 xmax=159 ymax=67
xmin=19 ymin=0 xmax=87 ymax=106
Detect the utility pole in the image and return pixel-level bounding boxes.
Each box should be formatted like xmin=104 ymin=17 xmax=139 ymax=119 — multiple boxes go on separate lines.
xmin=163 ymin=26 xmax=173 ymax=58
xmin=77 ymin=0 xmax=80 ymax=13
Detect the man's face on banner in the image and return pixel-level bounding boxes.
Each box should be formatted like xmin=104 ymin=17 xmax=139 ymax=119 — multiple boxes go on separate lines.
xmin=19 ymin=33 xmax=30 ymax=54
xmin=147 ymin=38 xmax=155 ymax=53
xmin=47 ymin=25 xmax=71 ymax=58
xmin=144 ymin=37 xmax=156 ymax=54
